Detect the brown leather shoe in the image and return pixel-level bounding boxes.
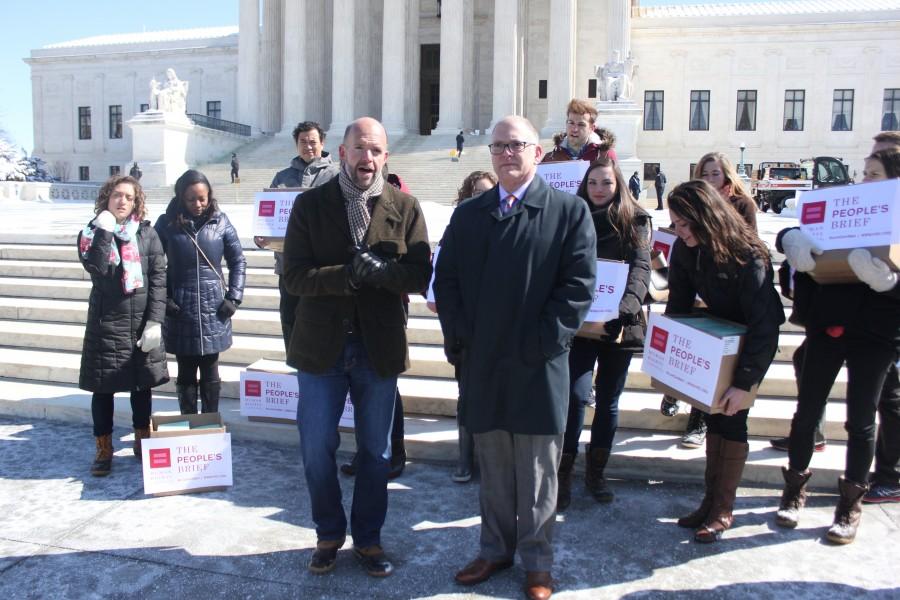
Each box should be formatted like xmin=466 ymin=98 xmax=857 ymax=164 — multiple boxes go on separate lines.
xmin=525 ymin=571 xmax=553 ymax=600
xmin=454 ymin=557 xmax=514 ymax=586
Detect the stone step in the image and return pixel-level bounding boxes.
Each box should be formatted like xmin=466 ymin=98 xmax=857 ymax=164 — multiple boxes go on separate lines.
xmin=0 ymin=377 xmax=851 ymax=489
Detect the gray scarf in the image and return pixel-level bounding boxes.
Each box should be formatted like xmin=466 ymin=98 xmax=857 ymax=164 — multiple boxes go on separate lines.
xmin=339 ymin=167 xmax=384 ymax=246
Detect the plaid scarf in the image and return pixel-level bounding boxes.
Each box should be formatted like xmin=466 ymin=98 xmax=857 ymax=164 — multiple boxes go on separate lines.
xmin=339 ymin=167 xmax=384 ymax=246
xmin=79 ymin=215 xmax=144 ymax=293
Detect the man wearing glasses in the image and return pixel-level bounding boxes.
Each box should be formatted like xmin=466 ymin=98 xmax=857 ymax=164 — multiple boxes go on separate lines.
xmin=541 ymin=98 xmax=605 ymax=164
xmin=435 ymin=116 xmax=596 ymax=600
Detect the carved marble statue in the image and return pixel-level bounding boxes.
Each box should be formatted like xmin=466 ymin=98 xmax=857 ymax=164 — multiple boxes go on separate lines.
xmin=596 ymin=51 xmax=637 ymax=102
xmin=150 ymin=68 xmax=189 ymax=113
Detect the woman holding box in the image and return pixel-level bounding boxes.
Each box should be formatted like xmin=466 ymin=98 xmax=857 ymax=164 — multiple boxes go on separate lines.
xmin=558 ymin=158 xmax=650 ymax=509
xmin=775 ymin=149 xmax=900 ymax=543
xmin=154 ymin=170 xmax=246 ymax=415
xmin=666 ymin=180 xmax=784 ymax=542
xmin=78 ymin=175 xmax=169 ymax=476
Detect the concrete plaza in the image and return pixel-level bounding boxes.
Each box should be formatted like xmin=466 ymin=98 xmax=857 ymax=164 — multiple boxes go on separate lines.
xmin=0 ymin=415 xmax=897 ymax=599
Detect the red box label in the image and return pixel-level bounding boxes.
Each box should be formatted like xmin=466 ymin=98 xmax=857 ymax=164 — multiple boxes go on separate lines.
xmin=244 ymin=380 xmax=261 ymax=397
xmin=149 ymin=448 xmax=171 ymax=469
xmin=649 ymin=326 xmax=669 ymax=354
xmin=800 ymin=201 xmax=827 ymax=224
xmin=652 ymin=241 xmax=671 ymax=256
xmin=258 ymin=200 xmax=276 ymax=217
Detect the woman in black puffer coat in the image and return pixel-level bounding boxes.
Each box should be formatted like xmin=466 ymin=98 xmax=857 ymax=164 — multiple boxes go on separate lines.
xmin=558 ymin=158 xmax=651 ymax=510
xmin=154 ymin=170 xmax=246 ymax=415
xmin=78 ymin=175 xmax=169 ymax=477
xmin=666 ymin=180 xmax=784 ymax=544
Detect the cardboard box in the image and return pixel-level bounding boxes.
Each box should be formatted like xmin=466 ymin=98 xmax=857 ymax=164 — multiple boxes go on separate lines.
xmin=143 ymin=413 xmax=232 ymax=496
xmin=641 ymin=313 xmax=757 ymax=414
xmin=242 ymin=359 xmax=355 ymax=429
xmin=651 ymin=228 xmax=677 ymax=264
xmin=242 ymin=360 xmax=300 ymax=424
xmin=799 ymin=179 xmax=900 ymax=284
xmin=252 ymin=188 xmax=308 ymax=252
xmin=577 ymin=259 xmax=629 ymax=340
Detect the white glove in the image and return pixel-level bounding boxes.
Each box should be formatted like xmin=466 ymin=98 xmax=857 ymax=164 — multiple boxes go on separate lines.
xmin=780 ymin=229 xmax=822 ymax=273
xmin=94 ymin=210 xmax=117 ymax=232
xmin=136 ymin=321 xmax=162 ymax=352
xmin=848 ymin=249 xmax=898 ymax=293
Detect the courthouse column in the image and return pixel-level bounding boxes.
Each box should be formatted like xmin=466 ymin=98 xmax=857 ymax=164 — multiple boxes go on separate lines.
xmin=329 ymin=0 xmax=355 ymax=136
xmin=541 ymin=0 xmax=576 ymax=136
xmin=381 ymin=0 xmax=409 ymax=136
xmin=237 ymin=0 xmax=260 ymax=129
xmin=490 ymin=0 xmax=518 ymax=130
xmin=607 ymin=0 xmax=631 ymax=62
xmin=259 ymin=0 xmax=284 ymax=134
xmin=282 ymin=0 xmax=306 ymax=126
xmin=433 ymin=0 xmax=464 ymax=134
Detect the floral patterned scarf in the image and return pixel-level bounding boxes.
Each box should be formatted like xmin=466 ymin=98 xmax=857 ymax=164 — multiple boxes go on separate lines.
xmin=79 ymin=215 xmax=144 ymax=293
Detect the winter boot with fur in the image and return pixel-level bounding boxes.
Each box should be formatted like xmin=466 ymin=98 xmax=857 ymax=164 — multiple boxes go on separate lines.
xmin=825 ymin=476 xmax=868 ymax=545
xmin=775 ymin=466 xmax=812 ymax=529
xmin=91 ymin=434 xmax=113 ymax=477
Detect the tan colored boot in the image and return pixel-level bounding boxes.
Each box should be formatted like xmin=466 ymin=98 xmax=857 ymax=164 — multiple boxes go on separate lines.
xmin=91 ymin=434 xmax=113 ymax=477
xmin=825 ymin=476 xmax=868 ymax=545
xmin=678 ymin=433 xmax=722 ymax=528
xmin=695 ymin=439 xmax=748 ymax=543
xmin=133 ymin=427 xmax=151 ymax=459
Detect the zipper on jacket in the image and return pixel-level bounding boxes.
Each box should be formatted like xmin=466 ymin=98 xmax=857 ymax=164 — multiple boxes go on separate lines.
xmin=194 ymin=228 xmax=204 ymax=356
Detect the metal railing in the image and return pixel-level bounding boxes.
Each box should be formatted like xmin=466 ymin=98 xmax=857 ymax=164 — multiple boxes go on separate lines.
xmin=187 ymin=114 xmax=251 ymax=136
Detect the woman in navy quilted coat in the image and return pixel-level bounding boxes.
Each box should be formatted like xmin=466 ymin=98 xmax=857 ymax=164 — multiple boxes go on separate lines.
xmin=154 ymin=170 xmax=246 ymax=415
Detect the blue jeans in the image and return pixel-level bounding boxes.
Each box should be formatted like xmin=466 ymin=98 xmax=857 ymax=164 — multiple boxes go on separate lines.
xmin=297 ymin=336 xmax=398 ymax=547
xmin=563 ymin=337 xmax=633 ymax=455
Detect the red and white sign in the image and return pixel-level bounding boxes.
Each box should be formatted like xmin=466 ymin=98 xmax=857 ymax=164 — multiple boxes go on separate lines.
xmin=651 ymin=228 xmax=678 ymax=263
xmin=584 ymin=260 xmax=629 ymax=323
xmin=641 ymin=313 xmax=743 ymax=409
xmin=799 ymin=179 xmax=900 ymax=251
xmin=536 ymin=160 xmax=590 ymax=196
xmin=240 ymin=371 xmax=299 ymax=420
xmin=141 ymin=432 xmax=232 ymax=495
xmin=252 ymin=190 xmax=303 ymax=237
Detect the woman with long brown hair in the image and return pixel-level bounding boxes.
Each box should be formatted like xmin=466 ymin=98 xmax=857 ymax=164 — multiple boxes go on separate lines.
xmin=666 ymin=180 xmax=784 ymax=543
xmin=558 ymin=158 xmax=650 ymax=509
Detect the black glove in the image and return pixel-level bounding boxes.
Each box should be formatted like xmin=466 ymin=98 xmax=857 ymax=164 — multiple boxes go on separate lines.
xmin=217 ymin=298 xmax=238 ymax=320
xmin=166 ymin=298 xmax=181 ymax=316
xmin=350 ymin=249 xmax=390 ymax=287
xmin=603 ymin=318 xmax=623 ymax=341
xmin=445 ymin=340 xmax=465 ymax=367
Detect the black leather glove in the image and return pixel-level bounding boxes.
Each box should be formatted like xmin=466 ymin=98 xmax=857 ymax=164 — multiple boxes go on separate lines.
xmin=445 ymin=340 xmax=465 ymax=367
xmin=351 ymin=249 xmax=390 ymax=287
xmin=166 ymin=298 xmax=181 ymax=317
xmin=217 ymin=298 xmax=238 ymax=320
xmin=603 ymin=318 xmax=623 ymax=341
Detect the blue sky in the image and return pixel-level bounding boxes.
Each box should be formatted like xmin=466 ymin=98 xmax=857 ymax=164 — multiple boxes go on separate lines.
xmin=2 ymin=0 xmax=769 ymax=154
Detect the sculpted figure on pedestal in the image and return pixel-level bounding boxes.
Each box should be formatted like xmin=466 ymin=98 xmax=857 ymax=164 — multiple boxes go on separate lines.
xmin=149 ymin=69 xmax=189 ymax=114
xmin=596 ymin=51 xmax=637 ymax=102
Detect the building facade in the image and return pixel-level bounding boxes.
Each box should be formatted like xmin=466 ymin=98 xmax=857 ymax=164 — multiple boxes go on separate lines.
xmin=25 ymin=0 xmax=900 ymax=181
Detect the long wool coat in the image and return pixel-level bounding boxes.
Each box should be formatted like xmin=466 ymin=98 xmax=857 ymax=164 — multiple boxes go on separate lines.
xmin=281 ymin=177 xmax=432 ymax=378
xmin=434 ymin=176 xmax=597 ymax=435
xmin=78 ymin=221 xmax=170 ymax=393
xmin=154 ymin=200 xmax=246 ymax=356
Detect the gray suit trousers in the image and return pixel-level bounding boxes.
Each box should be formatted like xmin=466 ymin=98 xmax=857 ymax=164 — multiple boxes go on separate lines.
xmin=473 ymin=430 xmax=563 ymax=572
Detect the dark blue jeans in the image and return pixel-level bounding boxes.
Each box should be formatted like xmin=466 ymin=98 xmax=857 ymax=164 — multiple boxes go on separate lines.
xmin=563 ymin=337 xmax=633 ymax=455
xmin=297 ymin=337 xmax=398 ymax=547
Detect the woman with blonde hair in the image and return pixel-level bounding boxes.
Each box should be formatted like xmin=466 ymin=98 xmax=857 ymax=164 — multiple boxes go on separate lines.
xmin=78 ymin=175 xmax=169 ymax=476
xmin=666 ymin=179 xmax=784 ymax=542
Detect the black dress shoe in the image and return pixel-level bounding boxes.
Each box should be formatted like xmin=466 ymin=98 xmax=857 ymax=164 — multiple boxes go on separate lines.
xmin=454 ymin=557 xmax=514 ymax=586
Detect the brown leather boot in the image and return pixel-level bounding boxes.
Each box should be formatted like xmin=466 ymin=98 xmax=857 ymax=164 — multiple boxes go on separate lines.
xmin=695 ymin=439 xmax=748 ymax=543
xmin=585 ymin=445 xmax=614 ymax=503
xmin=91 ymin=434 xmax=113 ymax=477
xmin=825 ymin=476 xmax=868 ymax=545
xmin=133 ymin=427 xmax=151 ymax=459
xmin=556 ymin=453 xmax=575 ymax=511
xmin=775 ymin=465 xmax=812 ymax=529
xmin=678 ymin=433 xmax=722 ymax=528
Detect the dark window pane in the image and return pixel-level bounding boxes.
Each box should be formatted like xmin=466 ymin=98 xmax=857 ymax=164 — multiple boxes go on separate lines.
xmin=206 ymin=101 xmax=222 ymax=119
xmin=79 ymin=166 xmax=89 ymax=181
xmin=831 ymin=89 xmax=853 ymax=131
xmin=784 ymin=89 xmax=805 ymax=131
xmin=736 ymin=90 xmax=757 ymax=131
xmin=643 ymin=162 xmax=660 ymax=180
xmin=689 ymin=90 xmax=710 ymax=131
xmin=643 ymin=90 xmax=664 ymax=130
xmin=587 ymin=79 xmax=597 ymax=99
xmin=538 ymin=80 xmax=547 ymax=99
xmin=882 ymin=89 xmax=900 ymax=131
xmin=108 ymin=105 xmax=122 ymax=139
xmin=78 ymin=107 xmax=91 ymax=140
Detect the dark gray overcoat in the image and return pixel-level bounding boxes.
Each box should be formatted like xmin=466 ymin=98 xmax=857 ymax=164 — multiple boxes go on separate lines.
xmin=434 ymin=176 xmax=597 ymax=435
